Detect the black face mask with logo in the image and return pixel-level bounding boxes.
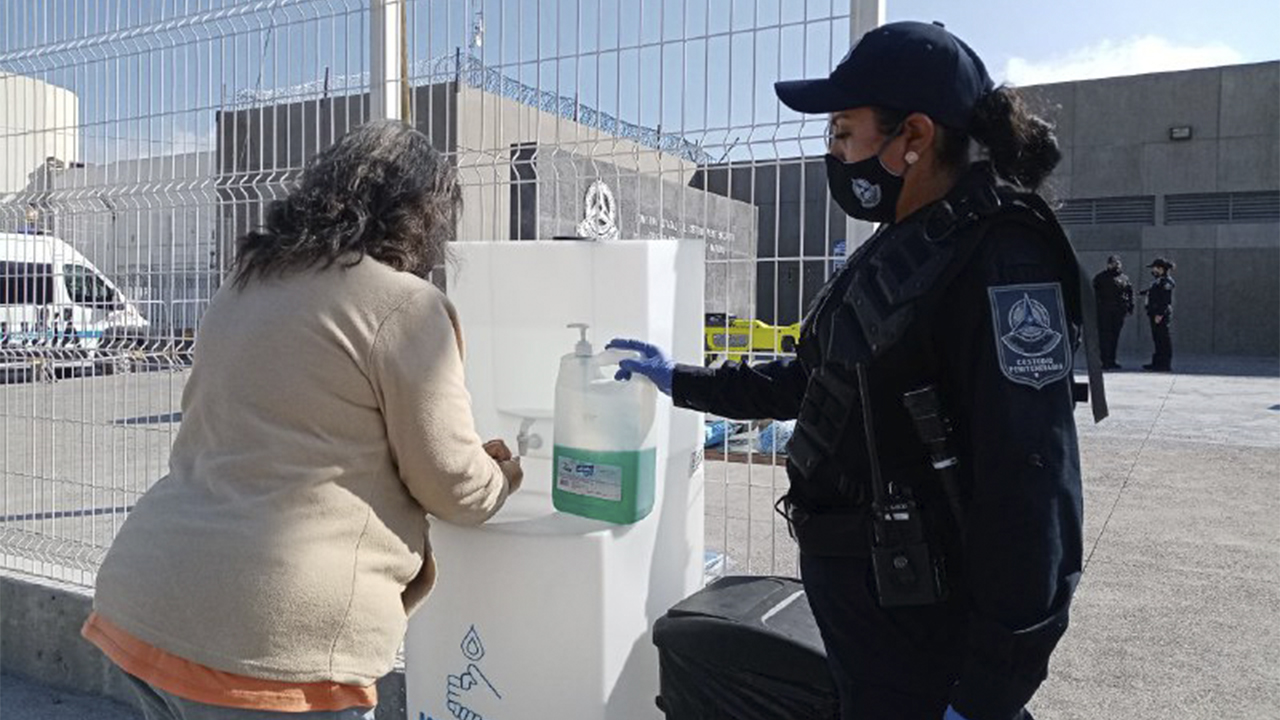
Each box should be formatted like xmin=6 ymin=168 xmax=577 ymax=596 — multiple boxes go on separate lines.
xmin=824 ymin=132 xmax=906 ymax=224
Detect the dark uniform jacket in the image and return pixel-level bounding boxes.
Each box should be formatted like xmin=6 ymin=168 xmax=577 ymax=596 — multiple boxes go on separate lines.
xmin=1092 ymin=268 xmax=1134 ymax=315
xmin=1145 ymin=276 xmax=1175 ymax=318
xmin=671 ymin=164 xmax=1085 ymax=720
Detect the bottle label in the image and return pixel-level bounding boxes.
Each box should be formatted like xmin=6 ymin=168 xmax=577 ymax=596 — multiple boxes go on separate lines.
xmin=556 ymin=456 xmax=623 ymax=501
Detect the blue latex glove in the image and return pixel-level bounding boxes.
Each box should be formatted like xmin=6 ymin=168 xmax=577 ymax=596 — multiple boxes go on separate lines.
xmin=607 ymin=338 xmax=675 ymax=396
xmin=943 ymin=706 xmax=969 ymax=720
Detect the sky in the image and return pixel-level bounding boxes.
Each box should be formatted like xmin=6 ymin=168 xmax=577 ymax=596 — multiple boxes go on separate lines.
xmin=888 ymin=0 xmax=1278 ymax=85
xmin=1 ymin=0 xmax=1276 ymax=163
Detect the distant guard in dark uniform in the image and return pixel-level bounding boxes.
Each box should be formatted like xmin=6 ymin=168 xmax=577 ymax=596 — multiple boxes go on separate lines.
xmin=1141 ymin=257 xmax=1176 ymax=372
xmin=1092 ymin=255 xmax=1134 ymax=370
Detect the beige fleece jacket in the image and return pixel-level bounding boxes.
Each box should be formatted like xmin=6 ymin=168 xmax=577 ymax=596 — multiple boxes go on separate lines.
xmin=92 ymin=256 xmax=508 ymax=685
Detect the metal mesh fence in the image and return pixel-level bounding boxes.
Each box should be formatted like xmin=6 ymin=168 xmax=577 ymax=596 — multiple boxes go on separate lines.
xmin=1 ymin=0 xmax=861 ymax=587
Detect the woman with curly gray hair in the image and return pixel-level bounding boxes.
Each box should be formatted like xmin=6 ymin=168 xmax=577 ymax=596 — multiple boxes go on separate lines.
xmin=82 ymin=120 xmax=522 ymax=720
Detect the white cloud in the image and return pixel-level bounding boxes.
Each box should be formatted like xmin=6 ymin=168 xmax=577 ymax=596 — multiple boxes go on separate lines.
xmin=1003 ymin=35 xmax=1245 ymax=86
xmin=87 ymin=123 xmax=217 ymax=163
xmin=171 ymin=126 xmax=217 ymax=153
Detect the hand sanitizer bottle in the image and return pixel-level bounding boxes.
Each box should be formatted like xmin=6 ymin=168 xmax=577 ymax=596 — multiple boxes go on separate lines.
xmin=552 ymin=323 xmax=658 ymax=524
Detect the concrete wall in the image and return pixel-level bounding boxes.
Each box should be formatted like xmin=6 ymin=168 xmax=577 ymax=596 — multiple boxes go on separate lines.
xmin=692 ymin=62 xmax=1280 ymax=354
xmin=217 ymin=90 xmax=423 ymax=267
xmin=41 ymin=152 xmax=219 ymax=275
xmin=453 ymin=86 xmax=698 ymax=243
xmin=0 ymin=571 xmax=138 ymax=708
xmin=218 ymin=83 xmax=747 ymax=314
xmin=691 ymin=159 xmax=851 ymax=325
xmin=0 ymin=569 xmax=408 ymax=719
xmin=0 ymin=147 xmax=221 ymax=333
xmin=0 ymin=73 xmax=80 ymax=195
xmin=219 ymin=82 xmax=705 ymax=249
xmin=518 ymin=148 xmax=757 ymax=318
xmin=29 ymin=152 xmax=222 ymax=333
xmin=215 ymin=86 xmax=454 ymax=296
xmin=1025 ymin=61 xmax=1280 ymax=359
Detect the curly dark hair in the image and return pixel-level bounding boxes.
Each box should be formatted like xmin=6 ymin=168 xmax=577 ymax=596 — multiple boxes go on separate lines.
xmin=232 ymin=119 xmax=460 ymax=287
xmin=874 ymin=84 xmax=1062 ymax=191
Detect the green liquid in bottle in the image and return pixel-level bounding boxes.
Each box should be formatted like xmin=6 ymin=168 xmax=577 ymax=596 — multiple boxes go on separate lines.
xmin=551 ymin=446 xmax=657 ymax=525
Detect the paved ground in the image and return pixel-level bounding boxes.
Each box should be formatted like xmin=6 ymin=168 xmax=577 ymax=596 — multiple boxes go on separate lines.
xmin=2 ymin=354 xmax=1278 ymax=718
xmin=0 ymin=369 xmax=180 ymax=584
xmin=700 ymin=355 xmax=1280 ymax=719
xmin=1030 ymin=361 xmax=1280 ymax=719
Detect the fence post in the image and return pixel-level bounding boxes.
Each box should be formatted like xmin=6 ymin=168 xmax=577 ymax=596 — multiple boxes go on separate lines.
xmin=369 ymin=0 xmax=405 ymax=122
xmin=845 ymin=0 xmax=885 ymax=254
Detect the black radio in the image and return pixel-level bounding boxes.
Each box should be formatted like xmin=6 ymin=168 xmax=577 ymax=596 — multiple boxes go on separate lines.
xmin=870 ymin=489 xmax=948 ymax=607
xmin=855 ymin=365 xmax=949 ymax=608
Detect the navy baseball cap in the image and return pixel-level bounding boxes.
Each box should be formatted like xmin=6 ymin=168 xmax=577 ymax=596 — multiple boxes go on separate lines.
xmin=775 ymin=21 xmax=994 ymax=131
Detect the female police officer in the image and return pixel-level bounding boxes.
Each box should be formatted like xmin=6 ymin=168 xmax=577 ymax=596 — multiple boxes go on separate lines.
xmin=612 ymin=21 xmax=1106 ymax=720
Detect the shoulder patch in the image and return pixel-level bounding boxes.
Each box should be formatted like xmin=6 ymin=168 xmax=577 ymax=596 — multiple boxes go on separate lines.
xmin=988 ymin=282 xmax=1072 ymax=389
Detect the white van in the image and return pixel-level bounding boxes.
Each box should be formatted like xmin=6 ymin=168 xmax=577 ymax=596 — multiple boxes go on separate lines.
xmin=0 ymin=231 xmax=150 ymax=374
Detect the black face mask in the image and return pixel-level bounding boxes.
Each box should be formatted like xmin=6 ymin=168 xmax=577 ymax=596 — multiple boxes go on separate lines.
xmin=824 ymin=134 xmax=906 ymax=224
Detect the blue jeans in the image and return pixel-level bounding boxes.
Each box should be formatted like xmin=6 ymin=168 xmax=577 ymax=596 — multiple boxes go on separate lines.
xmin=124 ymin=672 xmax=377 ymax=720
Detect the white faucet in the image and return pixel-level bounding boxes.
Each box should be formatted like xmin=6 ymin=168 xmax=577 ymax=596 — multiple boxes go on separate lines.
xmin=517 ymin=417 xmax=543 ymax=457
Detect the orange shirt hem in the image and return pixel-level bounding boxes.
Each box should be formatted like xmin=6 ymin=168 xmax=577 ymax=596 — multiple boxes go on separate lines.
xmin=81 ymin=612 xmax=377 ymax=712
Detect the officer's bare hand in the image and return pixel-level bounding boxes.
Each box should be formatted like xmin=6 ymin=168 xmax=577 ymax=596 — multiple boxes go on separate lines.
xmin=499 ymin=459 xmax=523 ymax=494
xmin=483 ymin=439 xmax=513 ymax=462
xmin=1154 ymin=315 xmax=1164 ymax=324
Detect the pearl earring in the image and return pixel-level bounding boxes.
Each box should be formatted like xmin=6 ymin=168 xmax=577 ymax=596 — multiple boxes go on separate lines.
xmin=904 ymin=151 xmax=920 ymax=165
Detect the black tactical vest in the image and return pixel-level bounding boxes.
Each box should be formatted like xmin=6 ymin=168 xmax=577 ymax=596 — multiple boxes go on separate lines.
xmin=785 ymin=165 xmax=1104 ymax=510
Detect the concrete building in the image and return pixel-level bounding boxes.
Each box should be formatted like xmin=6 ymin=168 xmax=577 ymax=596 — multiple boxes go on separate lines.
xmin=37 ymin=152 xmax=221 ymax=334
xmin=1 ymin=70 xmax=217 ymax=334
xmin=1026 ymin=61 xmax=1279 ymax=358
xmin=451 ymin=72 xmax=756 ymax=317
xmin=690 ymin=159 xmax=846 ymax=325
xmin=217 ymin=62 xmax=757 ymax=318
xmin=509 ymin=147 xmax=756 ymax=318
xmin=0 ymin=72 xmax=79 ymax=197
xmin=694 ymin=61 xmax=1280 ymax=358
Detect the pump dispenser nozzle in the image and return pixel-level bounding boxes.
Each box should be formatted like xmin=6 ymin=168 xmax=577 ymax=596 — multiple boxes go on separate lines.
xmin=567 ymin=323 xmax=592 ymax=357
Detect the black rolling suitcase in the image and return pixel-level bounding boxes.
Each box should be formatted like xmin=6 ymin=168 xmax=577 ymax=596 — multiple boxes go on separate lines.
xmin=652 ymin=575 xmax=839 ymax=719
